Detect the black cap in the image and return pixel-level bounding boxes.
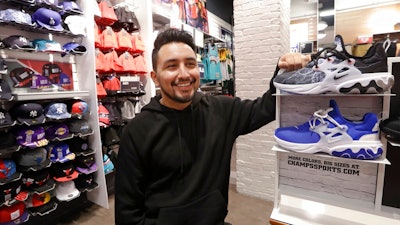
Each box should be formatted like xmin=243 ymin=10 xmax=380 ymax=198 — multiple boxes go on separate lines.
xmin=0 ymin=180 xmax=21 ymax=204
xmin=21 ymin=169 xmax=55 ymax=194
xmin=9 ymin=67 xmax=35 ymax=88
xmin=1 ymin=35 xmax=35 ymax=50
xmin=50 ymin=162 xmax=78 ymax=182
xmin=101 ymin=126 xmax=120 ymax=146
xmin=0 ymin=79 xmax=12 ymax=101
xmin=0 ymin=108 xmax=15 ymax=127
xmin=66 ymin=137 xmax=95 ymax=156
xmin=74 ymin=173 xmax=98 ymax=192
xmin=12 ymin=103 xmax=45 ymax=126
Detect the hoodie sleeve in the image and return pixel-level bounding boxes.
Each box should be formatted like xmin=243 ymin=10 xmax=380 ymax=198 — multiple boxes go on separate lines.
xmin=115 ymin=125 xmax=146 ymax=225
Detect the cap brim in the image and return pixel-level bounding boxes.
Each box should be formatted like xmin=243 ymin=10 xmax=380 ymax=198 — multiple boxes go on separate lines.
xmin=0 ymin=146 xmax=20 ymax=156
xmin=18 ymin=159 xmax=52 ymax=172
xmin=28 ymin=199 xmax=57 ymax=216
xmin=72 ymin=148 xmax=95 ymax=156
xmin=45 ymin=113 xmax=71 ymax=120
xmin=3 ymin=210 xmax=29 ymax=225
xmin=0 ymin=172 xmax=22 ymax=185
xmin=9 ymin=44 xmax=36 ymax=51
xmin=67 ymin=25 xmax=86 ymax=36
xmin=0 ymin=92 xmax=12 ymax=101
xmin=18 ymin=138 xmax=49 ymax=149
xmin=31 ymin=179 xmax=56 ymax=194
xmin=53 ymin=170 xmax=79 ymax=182
xmin=76 ymin=181 xmax=98 ymax=193
xmin=76 ymin=163 xmax=97 ymax=175
xmin=35 ymin=20 xmax=64 ymax=32
xmin=55 ymin=187 xmax=80 ymax=202
xmin=17 ymin=114 xmax=46 ymax=126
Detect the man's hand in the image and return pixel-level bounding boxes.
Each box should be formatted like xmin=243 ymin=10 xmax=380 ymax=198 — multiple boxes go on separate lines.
xmin=278 ymin=53 xmax=311 ymax=71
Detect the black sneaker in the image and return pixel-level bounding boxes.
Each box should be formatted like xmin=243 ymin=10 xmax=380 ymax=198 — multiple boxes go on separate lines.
xmin=380 ymin=117 xmax=400 ymax=140
xmin=273 ymin=36 xmax=394 ymax=94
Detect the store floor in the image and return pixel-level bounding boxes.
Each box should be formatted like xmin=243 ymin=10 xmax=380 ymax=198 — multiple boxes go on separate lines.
xmin=57 ymin=184 xmax=274 ymax=225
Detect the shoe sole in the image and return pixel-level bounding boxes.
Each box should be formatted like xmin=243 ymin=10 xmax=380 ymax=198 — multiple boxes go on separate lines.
xmin=274 ymin=73 xmax=394 ymax=94
xmin=275 ymin=136 xmax=383 ymax=160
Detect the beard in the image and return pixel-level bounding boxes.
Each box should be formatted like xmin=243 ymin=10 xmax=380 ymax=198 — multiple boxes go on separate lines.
xmin=159 ymin=77 xmax=197 ymax=103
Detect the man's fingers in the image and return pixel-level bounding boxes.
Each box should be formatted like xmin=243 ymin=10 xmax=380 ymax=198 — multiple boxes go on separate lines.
xmin=278 ymin=53 xmax=311 ymax=71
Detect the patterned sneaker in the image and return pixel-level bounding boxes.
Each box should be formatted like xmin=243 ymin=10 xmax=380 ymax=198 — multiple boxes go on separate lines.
xmin=273 ymin=40 xmax=394 ymax=94
xmin=274 ymin=100 xmax=383 ymax=160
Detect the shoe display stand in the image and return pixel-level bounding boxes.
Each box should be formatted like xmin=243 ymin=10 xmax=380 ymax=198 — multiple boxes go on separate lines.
xmin=269 ymin=63 xmax=400 ymax=224
xmin=0 ymin=1 xmax=108 ymax=224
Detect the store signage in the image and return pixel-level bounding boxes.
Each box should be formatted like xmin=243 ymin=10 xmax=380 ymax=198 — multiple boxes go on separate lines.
xmin=278 ymin=151 xmax=378 ymax=203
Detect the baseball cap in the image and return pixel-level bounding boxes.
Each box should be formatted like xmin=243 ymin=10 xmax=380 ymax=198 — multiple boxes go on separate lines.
xmin=104 ymin=103 xmax=122 ymax=124
xmin=0 ymin=180 xmax=21 ymax=204
xmin=0 ymin=132 xmax=18 ymax=155
xmin=55 ymin=180 xmax=80 ymax=202
xmin=74 ymin=173 xmax=98 ymax=192
xmin=0 ymin=58 xmax=7 ymax=74
xmin=96 ymin=80 xmax=107 ymax=99
xmin=1 ymin=35 xmax=35 ymax=51
xmin=28 ymin=198 xmax=57 ymax=216
xmin=74 ymin=155 xmax=97 ymax=175
xmin=121 ymin=99 xmax=135 ymax=121
xmin=98 ymin=104 xmax=110 ymax=127
xmin=0 ymin=79 xmax=13 ymax=101
xmin=51 ymin=161 xmax=78 ymax=182
xmin=47 ymin=142 xmax=75 ymax=163
xmin=0 ymin=108 xmax=16 ymax=127
xmin=64 ymin=15 xmax=86 ymax=36
xmin=25 ymin=192 xmax=51 ymax=208
xmin=21 ymin=169 xmax=55 ymax=194
xmin=59 ymin=1 xmax=82 ymax=14
xmin=12 ymin=103 xmax=45 ymax=126
xmin=9 ymin=67 xmax=34 ymax=88
xmin=35 ymin=0 xmax=61 ymax=9
xmin=66 ymin=137 xmax=95 ymax=156
xmin=44 ymin=123 xmax=73 ymax=140
xmin=33 ymin=39 xmax=63 ymax=53
xmin=102 ymin=76 xmax=120 ymax=95
xmin=101 ymin=126 xmax=120 ymax=146
xmin=61 ymin=42 xmax=87 ymax=57
xmin=13 ymin=147 xmax=51 ymax=171
xmin=58 ymin=73 xmax=71 ymax=87
xmin=68 ymin=120 xmax=93 ymax=136
xmin=0 ymin=9 xmax=33 ymax=26
xmin=42 ymin=63 xmax=61 ymax=76
xmin=32 ymin=8 xmax=63 ymax=32
xmin=44 ymin=102 xmax=71 ymax=120
xmin=31 ymin=74 xmax=52 ymax=89
xmin=103 ymin=154 xmax=114 ymax=174
xmin=0 ymin=159 xmax=21 ymax=184
xmin=70 ymin=100 xmax=89 ymax=119
xmin=15 ymin=125 xmax=48 ymax=148
xmin=0 ymin=201 xmax=29 ymax=225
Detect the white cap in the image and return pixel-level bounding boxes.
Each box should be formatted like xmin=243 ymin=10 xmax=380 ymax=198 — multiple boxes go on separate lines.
xmin=121 ymin=100 xmax=135 ymax=121
xmin=55 ymin=181 xmax=80 ymax=202
xmin=64 ymin=15 xmax=86 ymax=36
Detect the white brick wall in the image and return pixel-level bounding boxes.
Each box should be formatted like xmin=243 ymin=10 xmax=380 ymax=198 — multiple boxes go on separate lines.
xmin=233 ymin=0 xmax=290 ymax=201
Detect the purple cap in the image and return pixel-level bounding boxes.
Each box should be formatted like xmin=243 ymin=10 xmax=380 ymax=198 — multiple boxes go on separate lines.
xmin=74 ymin=155 xmax=97 ymax=175
xmin=61 ymin=42 xmax=86 ymax=57
xmin=31 ymin=74 xmax=52 ymax=89
xmin=45 ymin=123 xmax=72 ymax=140
xmin=58 ymin=73 xmax=71 ymax=86
xmin=13 ymin=103 xmax=45 ymax=126
xmin=44 ymin=103 xmax=71 ymax=120
xmin=59 ymin=1 xmax=82 ymax=14
xmin=47 ymin=142 xmax=75 ymax=163
xmin=32 ymin=8 xmax=63 ymax=32
xmin=15 ymin=125 xmax=48 ymax=148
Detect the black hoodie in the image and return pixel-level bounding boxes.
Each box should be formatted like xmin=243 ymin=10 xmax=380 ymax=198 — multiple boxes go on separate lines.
xmin=115 ymin=90 xmax=276 ymax=225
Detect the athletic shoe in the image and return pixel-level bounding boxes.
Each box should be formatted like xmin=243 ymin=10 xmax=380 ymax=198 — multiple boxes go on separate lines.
xmin=379 ymin=117 xmax=400 ymax=140
xmin=273 ymin=40 xmax=393 ymax=94
xmin=274 ymin=99 xmax=383 ymax=160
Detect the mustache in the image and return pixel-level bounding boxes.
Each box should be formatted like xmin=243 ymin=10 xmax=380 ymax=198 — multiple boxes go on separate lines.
xmin=172 ymin=77 xmax=196 ymax=85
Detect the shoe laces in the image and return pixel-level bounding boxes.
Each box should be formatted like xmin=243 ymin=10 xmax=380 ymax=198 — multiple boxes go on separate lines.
xmin=309 ymin=107 xmax=346 ymax=131
xmin=311 ymin=46 xmax=352 ymax=69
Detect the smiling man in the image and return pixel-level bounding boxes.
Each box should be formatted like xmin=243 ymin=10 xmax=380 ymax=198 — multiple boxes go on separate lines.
xmin=115 ymin=28 xmax=309 ymax=225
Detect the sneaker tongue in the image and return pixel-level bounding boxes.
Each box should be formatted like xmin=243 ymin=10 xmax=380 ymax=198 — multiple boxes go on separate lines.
xmin=328 ymin=99 xmax=344 ymax=123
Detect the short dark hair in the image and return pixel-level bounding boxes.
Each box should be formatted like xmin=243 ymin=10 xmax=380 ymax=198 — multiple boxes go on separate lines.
xmin=152 ymin=28 xmax=196 ymax=71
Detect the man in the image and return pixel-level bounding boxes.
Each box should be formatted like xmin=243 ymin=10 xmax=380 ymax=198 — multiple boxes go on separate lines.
xmin=115 ymin=28 xmax=310 ymax=225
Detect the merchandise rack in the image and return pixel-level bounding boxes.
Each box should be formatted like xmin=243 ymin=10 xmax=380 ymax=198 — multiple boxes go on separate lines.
xmin=269 ymin=59 xmax=400 ymax=224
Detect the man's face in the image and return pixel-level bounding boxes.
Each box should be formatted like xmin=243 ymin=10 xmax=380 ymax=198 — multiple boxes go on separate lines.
xmin=151 ymin=42 xmax=200 ymax=109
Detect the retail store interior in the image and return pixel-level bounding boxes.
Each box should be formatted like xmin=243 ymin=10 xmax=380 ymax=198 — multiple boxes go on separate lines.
xmin=1 ymin=0 xmax=400 ymax=225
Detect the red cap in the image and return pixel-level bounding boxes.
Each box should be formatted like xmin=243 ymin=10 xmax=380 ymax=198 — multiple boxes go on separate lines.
xmin=98 ymin=104 xmax=110 ymax=127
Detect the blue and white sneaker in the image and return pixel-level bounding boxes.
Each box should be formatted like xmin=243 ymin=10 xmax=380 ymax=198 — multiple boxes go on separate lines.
xmin=274 ymin=100 xmax=383 ymax=160
xmin=273 ymin=41 xmax=394 ymax=94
